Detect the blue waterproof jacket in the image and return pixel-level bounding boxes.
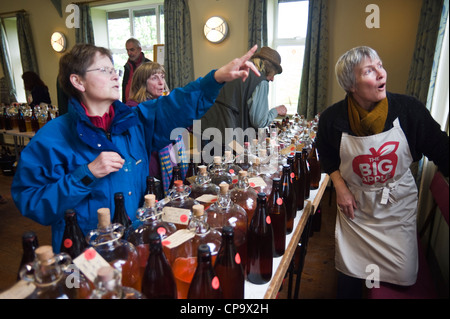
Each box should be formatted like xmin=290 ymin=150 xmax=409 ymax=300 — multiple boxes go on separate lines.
xmin=12 ymin=71 xmax=223 ymax=252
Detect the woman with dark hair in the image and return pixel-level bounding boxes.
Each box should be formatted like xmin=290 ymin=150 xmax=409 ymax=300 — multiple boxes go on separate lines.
xmin=22 ymin=71 xmax=51 ymax=106
xmin=12 ymin=43 xmax=259 ymax=252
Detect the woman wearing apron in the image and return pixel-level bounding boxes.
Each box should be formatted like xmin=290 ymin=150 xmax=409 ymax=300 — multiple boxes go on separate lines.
xmin=317 ymin=46 xmax=449 ymax=298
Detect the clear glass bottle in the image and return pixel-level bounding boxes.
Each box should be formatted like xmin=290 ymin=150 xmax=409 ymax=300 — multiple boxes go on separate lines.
xmin=246 ymin=193 xmax=273 ymax=284
xmin=248 ymin=156 xmax=273 ymax=197
xmin=17 ymin=231 xmax=39 ymax=281
xmin=141 ymin=232 xmax=177 ymax=299
xmin=187 ymin=244 xmax=223 ymax=299
xmin=223 ymin=150 xmax=242 ymax=182
xmin=210 ymin=156 xmax=233 ymax=187
xmin=230 ymin=170 xmax=258 ymax=226
xmin=267 ymin=178 xmax=286 ymax=257
xmin=214 ymin=226 xmax=244 ymax=299
xmin=206 ymin=183 xmax=248 ymax=271
xmin=128 ymin=194 xmax=177 ymax=278
xmin=89 ymin=266 xmax=145 ymax=299
xmin=20 ymin=245 xmax=87 ymax=299
xmin=189 ymin=164 xmax=219 ymax=208
xmin=87 ymin=208 xmax=141 ymax=292
xmin=60 ymin=209 xmax=88 ymax=259
xmin=165 ymin=204 xmax=221 ymax=299
xmin=235 ymin=141 xmax=252 ymax=171
xmin=163 ymin=180 xmax=199 ymax=230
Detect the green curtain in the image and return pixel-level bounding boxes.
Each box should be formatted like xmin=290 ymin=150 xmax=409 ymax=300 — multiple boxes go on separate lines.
xmin=248 ymin=0 xmax=267 ymax=49
xmin=406 ymin=0 xmax=444 ymax=104
xmin=75 ymin=3 xmax=95 ymax=44
xmin=164 ymin=0 xmax=194 ymax=89
xmin=16 ymin=12 xmax=39 ymax=74
xmin=0 ymin=20 xmax=17 ymax=103
xmin=298 ymin=0 xmax=328 ymax=120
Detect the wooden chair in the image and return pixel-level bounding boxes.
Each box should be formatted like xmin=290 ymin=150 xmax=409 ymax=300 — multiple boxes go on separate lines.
xmin=367 ymin=170 xmax=448 ymax=299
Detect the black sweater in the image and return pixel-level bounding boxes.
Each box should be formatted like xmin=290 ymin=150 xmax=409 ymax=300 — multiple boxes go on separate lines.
xmin=316 ymin=92 xmax=449 ymax=177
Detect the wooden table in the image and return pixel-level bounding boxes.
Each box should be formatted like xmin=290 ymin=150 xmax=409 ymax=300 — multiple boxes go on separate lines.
xmin=244 ymin=173 xmax=330 ymax=299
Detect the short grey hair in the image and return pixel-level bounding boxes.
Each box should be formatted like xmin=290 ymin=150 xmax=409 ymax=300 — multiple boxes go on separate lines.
xmin=335 ymin=46 xmax=381 ymax=93
xmin=126 ymin=38 xmax=142 ymax=49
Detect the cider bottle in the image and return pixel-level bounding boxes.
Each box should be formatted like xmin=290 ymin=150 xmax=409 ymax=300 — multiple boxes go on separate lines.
xmin=267 ymin=178 xmax=286 ymax=257
xmin=307 ymin=140 xmax=321 ymax=190
xmin=141 ymin=232 xmax=177 ymax=299
xmin=187 ymin=244 xmax=223 ymax=299
xmin=302 ymin=148 xmax=311 ymax=199
xmin=189 ymin=165 xmax=219 ymax=208
xmin=294 ymin=151 xmax=306 ymax=211
xmin=163 ymin=180 xmax=199 ymax=230
xmin=89 ymin=266 xmax=145 ymax=299
xmin=87 ymin=208 xmax=141 ymax=291
xmin=60 ymin=209 xmax=88 ymax=259
xmin=281 ymin=164 xmax=296 ymax=234
xmin=214 ymin=226 xmax=244 ymax=299
xmin=210 ymin=156 xmax=233 ymax=187
xmin=168 ymin=165 xmax=183 ymax=190
xmin=247 ymin=193 xmax=273 ymax=284
xmin=230 ymin=170 xmax=258 ymax=225
xmin=112 ymin=192 xmax=132 ymax=240
xmin=17 ymin=231 xmax=39 ymax=281
xmin=145 ymin=175 xmax=164 ymax=201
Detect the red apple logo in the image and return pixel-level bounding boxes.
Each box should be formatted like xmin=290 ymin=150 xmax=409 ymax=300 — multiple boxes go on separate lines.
xmin=352 ymin=141 xmax=399 ymax=185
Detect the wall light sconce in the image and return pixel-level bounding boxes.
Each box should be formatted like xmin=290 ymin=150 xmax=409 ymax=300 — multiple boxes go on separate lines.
xmin=51 ymin=31 xmax=67 ymax=53
xmin=204 ymin=16 xmax=228 ymax=44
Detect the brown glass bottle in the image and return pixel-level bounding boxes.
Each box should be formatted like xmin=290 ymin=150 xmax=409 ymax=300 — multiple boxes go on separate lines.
xmin=267 ymin=178 xmax=286 ymax=257
xmin=184 ymin=161 xmax=197 ymax=185
xmin=281 ymin=164 xmax=296 ymax=234
xmin=287 ymin=155 xmax=298 ymax=219
xmin=247 ymin=193 xmax=273 ymax=284
xmin=187 ymin=244 xmax=223 ymax=299
xmin=294 ymin=151 xmax=306 ymax=210
xmin=112 ymin=192 xmax=132 ymax=240
xmin=60 ymin=209 xmax=88 ymax=259
xmin=302 ymin=148 xmax=311 ymax=199
xmin=17 ymin=108 xmax=27 ymax=132
xmin=3 ymin=106 xmax=12 ymax=130
xmin=214 ymin=226 xmax=244 ymax=299
xmin=169 ymin=165 xmax=183 ymax=190
xmin=142 ymin=232 xmax=177 ymax=299
xmin=145 ymin=175 xmax=163 ymax=201
xmin=17 ymin=231 xmax=39 ymax=281
xmin=30 ymin=107 xmax=40 ymax=133
xmin=307 ymin=140 xmax=321 ymax=190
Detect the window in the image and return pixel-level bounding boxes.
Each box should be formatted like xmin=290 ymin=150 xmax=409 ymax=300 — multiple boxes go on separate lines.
xmin=270 ymin=0 xmax=309 ymax=115
xmin=105 ymin=4 xmax=164 ymax=98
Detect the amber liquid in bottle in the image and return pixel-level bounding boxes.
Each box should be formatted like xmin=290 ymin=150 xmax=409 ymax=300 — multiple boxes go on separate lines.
xmin=17 ymin=231 xmax=39 ymax=281
xmin=267 ymin=178 xmax=286 ymax=257
xmin=142 ymin=232 xmax=177 ymax=299
xmin=281 ymin=164 xmax=295 ymax=234
xmin=246 ymin=193 xmax=273 ymax=284
xmin=187 ymin=244 xmax=223 ymax=299
xmin=214 ymin=226 xmax=245 ymax=299
xmin=112 ymin=192 xmax=132 ymax=240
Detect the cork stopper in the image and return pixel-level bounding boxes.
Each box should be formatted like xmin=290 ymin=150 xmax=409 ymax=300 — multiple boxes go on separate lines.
xmin=97 ymin=266 xmax=114 ymax=282
xmin=144 ymin=194 xmax=156 ymax=207
xmin=219 ymin=183 xmax=229 ymax=195
xmin=252 ymin=138 xmax=258 ymax=145
xmin=239 ymin=170 xmax=247 ymax=177
xmin=213 ymin=156 xmax=222 ymax=164
xmin=259 ymin=149 xmax=267 ymax=157
xmin=35 ymin=245 xmax=54 ymax=262
xmin=198 ymin=165 xmax=207 ymax=174
xmin=265 ymin=137 xmax=270 ymax=144
xmin=224 ymin=150 xmax=231 ymax=157
xmin=291 ymin=138 xmax=296 ymax=144
xmin=253 ymin=157 xmax=260 ymax=165
xmin=97 ymin=208 xmax=111 ymax=228
xmin=192 ymin=204 xmax=205 ymax=217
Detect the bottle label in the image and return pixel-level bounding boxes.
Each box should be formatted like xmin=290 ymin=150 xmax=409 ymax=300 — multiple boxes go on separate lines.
xmin=195 ymin=194 xmax=218 ymax=204
xmin=212 ymin=276 xmax=220 ymax=290
xmin=63 ymin=238 xmax=73 ymax=249
xmin=235 ymin=253 xmax=241 ymax=265
xmin=276 ymin=198 xmax=283 ymax=206
xmin=73 ymin=248 xmax=112 ymax=283
xmin=162 ymin=229 xmax=195 ymax=249
xmin=162 ymin=207 xmax=190 ymax=225
xmin=266 ymin=216 xmax=271 ymax=224
xmin=248 ymin=177 xmax=267 ymax=188
xmin=157 ymin=227 xmax=167 ymax=236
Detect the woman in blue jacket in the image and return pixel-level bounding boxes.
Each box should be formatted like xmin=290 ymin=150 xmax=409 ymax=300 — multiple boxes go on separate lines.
xmin=11 ymin=43 xmax=259 ymax=252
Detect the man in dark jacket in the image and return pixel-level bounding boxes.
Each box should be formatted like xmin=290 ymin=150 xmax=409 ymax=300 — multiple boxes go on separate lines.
xmin=122 ymin=38 xmax=151 ymax=103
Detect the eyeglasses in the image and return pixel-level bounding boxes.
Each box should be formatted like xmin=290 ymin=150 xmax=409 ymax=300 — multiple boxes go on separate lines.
xmin=86 ymin=67 xmax=123 ymax=77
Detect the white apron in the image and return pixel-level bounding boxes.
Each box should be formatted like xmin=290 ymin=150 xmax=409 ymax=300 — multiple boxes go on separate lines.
xmin=336 ymin=118 xmax=418 ymax=286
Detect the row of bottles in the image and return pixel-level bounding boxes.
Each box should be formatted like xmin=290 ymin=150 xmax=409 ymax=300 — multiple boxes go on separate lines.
xmin=16 ymin=113 xmax=322 ymax=299
xmin=0 ymin=103 xmax=58 ymax=133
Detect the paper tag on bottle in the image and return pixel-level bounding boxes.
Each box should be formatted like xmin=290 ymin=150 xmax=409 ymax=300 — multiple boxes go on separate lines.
xmin=162 ymin=229 xmax=195 ymax=249
xmin=248 ymin=176 xmax=267 ymax=188
xmin=162 ymin=207 xmax=191 ymax=225
xmin=195 ymin=194 xmax=218 ymax=204
xmin=73 ymin=248 xmax=113 ymax=283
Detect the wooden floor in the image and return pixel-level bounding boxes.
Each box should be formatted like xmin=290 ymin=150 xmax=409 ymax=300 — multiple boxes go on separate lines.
xmin=0 ymin=171 xmax=339 ymax=299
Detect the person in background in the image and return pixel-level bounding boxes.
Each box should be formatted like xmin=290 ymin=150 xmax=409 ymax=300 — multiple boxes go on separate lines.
xmin=11 ymin=43 xmax=260 ymax=252
xmin=122 ymin=38 xmax=151 ymax=103
xmin=22 ymin=71 xmax=51 ymax=107
xmin=200 ymin=46 xmax=287 ymax=153
xmin=126 ymin=62 xmax=187 ymax=196
xmin=316 ymin=46 xmax=449 ymax=298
